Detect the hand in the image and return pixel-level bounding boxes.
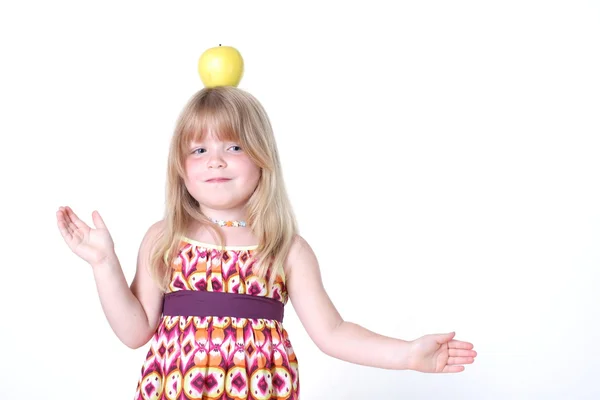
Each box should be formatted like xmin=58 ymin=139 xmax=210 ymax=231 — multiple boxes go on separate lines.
xmin=408 ymin=332 xmax=477 ymax=373
xmin=56 ymin=206 xmax=115 ymax=266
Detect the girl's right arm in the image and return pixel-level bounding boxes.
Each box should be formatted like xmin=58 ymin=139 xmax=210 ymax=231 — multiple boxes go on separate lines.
xmin=57 ymin=206 xmax=165 ymax=349
xmin=91 ymin=220 xmax=165 ymax=349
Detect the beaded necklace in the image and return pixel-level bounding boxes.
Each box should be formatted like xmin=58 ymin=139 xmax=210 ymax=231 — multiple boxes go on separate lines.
xmin=209 ymin=218 xmax=247 ymax=227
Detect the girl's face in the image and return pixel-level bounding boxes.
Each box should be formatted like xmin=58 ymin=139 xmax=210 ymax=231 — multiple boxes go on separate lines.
xmin=184 ymin=131 xmax=260 ymax=216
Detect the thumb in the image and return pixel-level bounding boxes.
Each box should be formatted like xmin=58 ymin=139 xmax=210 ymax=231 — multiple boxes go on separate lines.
xmin=436 ymin=331 xmax=456 ymax=344
xmin=92 ymin=210 xmax=107 ymax=230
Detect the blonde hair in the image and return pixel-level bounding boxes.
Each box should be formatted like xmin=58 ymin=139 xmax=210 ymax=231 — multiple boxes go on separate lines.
xmin=149 ymin=86 xmax=298 ymax=291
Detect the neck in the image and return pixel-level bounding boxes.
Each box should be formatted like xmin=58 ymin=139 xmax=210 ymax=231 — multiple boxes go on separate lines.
xmin=200 ymin=207 xmax=246 ymax=222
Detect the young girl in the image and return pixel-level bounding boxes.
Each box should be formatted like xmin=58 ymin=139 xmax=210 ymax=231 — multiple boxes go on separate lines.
xmin=56 ymin=86 xmax=476 ymax=399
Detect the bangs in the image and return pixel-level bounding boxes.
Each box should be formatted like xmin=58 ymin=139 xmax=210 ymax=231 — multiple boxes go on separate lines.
xmin=180 ymin=102 xmax=240 ymax=149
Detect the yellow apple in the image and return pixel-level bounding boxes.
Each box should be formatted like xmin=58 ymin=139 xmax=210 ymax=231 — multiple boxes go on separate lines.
xmin=197 ymin=45 xmax=244 ymax=88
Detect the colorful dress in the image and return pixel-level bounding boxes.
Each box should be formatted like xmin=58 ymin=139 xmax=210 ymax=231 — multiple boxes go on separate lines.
xmin=134 ymin=238 xmax=300 ymax=400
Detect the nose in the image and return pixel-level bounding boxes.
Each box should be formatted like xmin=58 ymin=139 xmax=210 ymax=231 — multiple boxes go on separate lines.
xmin=207 ymin=152 xmax=227 ymax=169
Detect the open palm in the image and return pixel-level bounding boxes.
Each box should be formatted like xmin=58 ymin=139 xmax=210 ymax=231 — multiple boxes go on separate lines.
xmin=56 ymin=206 xmax=115 ymax=265
xmin=409 ymin=332 xmax=477 ymax=373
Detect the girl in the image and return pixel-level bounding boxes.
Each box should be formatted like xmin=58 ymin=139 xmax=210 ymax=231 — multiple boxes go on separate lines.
xmin=56 ymin=86 xmax=477 ymax=399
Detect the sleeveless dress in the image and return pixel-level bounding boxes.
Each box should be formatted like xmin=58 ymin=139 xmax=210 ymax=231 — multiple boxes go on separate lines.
xmin=134 ymin=237 xmax=300 ymax=400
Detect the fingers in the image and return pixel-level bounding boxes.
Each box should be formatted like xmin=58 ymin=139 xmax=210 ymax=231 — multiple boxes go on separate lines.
xmin=448 ymin=340 xmax=474 ymax=350
xmin=92 ymin=210 xmax=107 ymax=230
xmin=442 ymin=365 xmax=465 ymax=373
xmin=447 ymin=356 xmax=476 ymax=365
xmin=60 ymin=207 xmax=78 ymax=237
xmin=65 ymin=206 xmax=89 ymax=230
xmin=435 ymin=332 xmax=456 ymax=344
xmin=442 ymin=348 xmax=477 ymax=373
xmin=56 ymin=206 xmax=90 ymax=240
xmin=56 ymin=207 xmax=73 ymax=240
xmin=440 ymin=354 xmax=476 ymax=373
xmin=433 ymin=332 xmax=474 ymax=350
xmin=447 ymin=346 xmax=477 ymax=368
xmin=449 ymin=348 xmax=477 ymax=358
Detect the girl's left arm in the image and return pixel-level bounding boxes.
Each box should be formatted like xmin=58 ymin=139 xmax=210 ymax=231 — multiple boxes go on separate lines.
xmin=284 ymin=235 xmax=477 ymax=373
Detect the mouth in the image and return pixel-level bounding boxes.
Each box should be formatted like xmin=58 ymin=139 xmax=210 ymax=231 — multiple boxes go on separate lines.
xmin=205 ymin=178 xmax=231 ymax=183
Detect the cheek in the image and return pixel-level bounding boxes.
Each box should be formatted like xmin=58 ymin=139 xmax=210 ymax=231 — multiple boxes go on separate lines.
xmin=185 ymin=159 xmax=203 ymax=178
xmin=242 ymin=161 xmax=261 ymax=183
xmin=184 ymin=158 xmax=192 ymax=176
xmin=251 ymin=166 xmax=261 ymax=183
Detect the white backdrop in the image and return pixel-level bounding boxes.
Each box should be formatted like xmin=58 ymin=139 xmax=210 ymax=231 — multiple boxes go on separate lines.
xmin=1 ymin=1 xmax=599 ymax=399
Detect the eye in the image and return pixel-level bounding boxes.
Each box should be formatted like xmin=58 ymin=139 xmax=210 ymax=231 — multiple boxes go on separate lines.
xmin=192 ymin=148 xmax=206 ymax=155
xmin=229 ymin=145 xmax=243 ymax=152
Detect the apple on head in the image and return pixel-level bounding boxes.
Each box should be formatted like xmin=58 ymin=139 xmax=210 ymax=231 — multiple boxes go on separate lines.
xmin=197 ymin=44 xmax=244 ymax=88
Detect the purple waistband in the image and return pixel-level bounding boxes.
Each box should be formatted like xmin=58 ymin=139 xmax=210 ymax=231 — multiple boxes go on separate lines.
xmin=162 ymin=291 xmax=284 ymax=322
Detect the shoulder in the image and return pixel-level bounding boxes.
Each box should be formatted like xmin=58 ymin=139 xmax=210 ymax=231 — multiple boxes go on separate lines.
xmin=136 ymin=219 xmax=169 ymax=273
xmin=149 ymin=219 xmax=166 ymax=235
xmin=287 ymin=234 xmax=313 ymax=259
xmin=284 ymin=234 xmax=318 ymax=277
xmin=139 ymin=219 xmax=167 ymax=250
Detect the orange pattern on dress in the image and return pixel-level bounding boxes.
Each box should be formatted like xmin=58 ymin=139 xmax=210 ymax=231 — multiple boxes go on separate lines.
xmin=134 ymin=240 xmax=299 ymax=400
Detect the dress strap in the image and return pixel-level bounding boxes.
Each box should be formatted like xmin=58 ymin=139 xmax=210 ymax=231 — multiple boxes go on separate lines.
xmin=162 ymin=291 xmax=284 ymax=322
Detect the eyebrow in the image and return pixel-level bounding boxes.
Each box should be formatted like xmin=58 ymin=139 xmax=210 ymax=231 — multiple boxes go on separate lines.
xmin=189 ymin=141 xmax=241 ymax=150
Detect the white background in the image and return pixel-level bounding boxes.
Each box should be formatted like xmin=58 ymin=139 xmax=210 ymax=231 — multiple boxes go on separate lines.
xmin=1 ymin=1 xmax=599 ymax=399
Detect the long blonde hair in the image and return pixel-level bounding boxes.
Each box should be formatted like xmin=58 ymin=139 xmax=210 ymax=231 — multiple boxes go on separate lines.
xmin=149 ymin=86 xmax=298 ymax=291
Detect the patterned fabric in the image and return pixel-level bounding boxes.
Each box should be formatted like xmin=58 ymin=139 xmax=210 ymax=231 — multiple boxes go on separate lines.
xmin=134 ymin=238 xmax=300 ymax=400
